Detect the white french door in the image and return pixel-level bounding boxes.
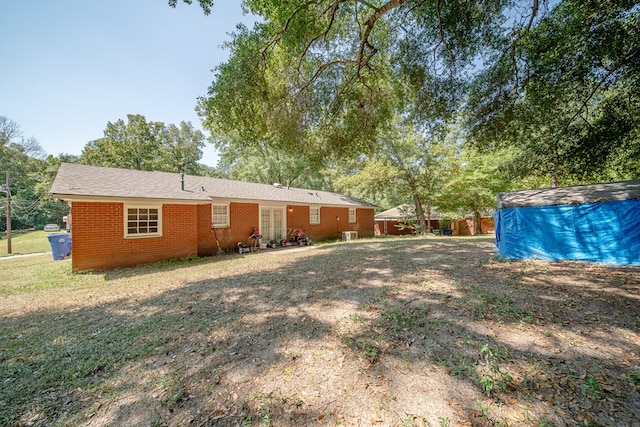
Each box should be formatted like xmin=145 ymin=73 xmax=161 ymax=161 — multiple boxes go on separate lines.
xmin=260 ymin=207 xmax=285 ymax=241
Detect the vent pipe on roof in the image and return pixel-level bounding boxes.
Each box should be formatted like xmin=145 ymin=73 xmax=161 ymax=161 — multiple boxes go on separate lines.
xmin=180 ymin=173 xmax=184 ymax=191
xmin=286 ymin=180 xmax=290 ymax=189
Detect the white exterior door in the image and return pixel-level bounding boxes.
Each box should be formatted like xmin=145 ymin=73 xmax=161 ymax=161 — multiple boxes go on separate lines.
xmin=260 ymin=207 xmax=284 ymax=241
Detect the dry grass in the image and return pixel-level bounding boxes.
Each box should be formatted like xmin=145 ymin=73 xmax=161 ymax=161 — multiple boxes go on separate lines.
xmin=1 ymin=236 xmax=639 ymax=426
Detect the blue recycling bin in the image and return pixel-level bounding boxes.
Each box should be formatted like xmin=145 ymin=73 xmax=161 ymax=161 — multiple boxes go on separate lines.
xmin=47 ymin=233 xmax=72 ymax=260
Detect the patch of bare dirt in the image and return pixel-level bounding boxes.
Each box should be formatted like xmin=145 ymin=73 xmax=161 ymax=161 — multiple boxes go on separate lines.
xmin=4 ymin=236 xmax=640 ymax=426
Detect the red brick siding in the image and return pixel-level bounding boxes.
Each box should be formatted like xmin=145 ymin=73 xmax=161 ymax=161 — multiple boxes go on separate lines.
xmin=197 ymin=204 xmax=215 ymax=256
xmin=355 ymin=208 xmax=375 ymax=238
xmin=286 ymin=205 xmax=310 ymax=238
xmin=231 ymin=202 xmax=260 ymax=241
xmin=71 ymin=200 xmax=376 ymax=270
xmin=287 ymin=206 xmax=375 ymax=241
xmin=70 ymin=202 xmax=200 ymax=271
xmin=375 ymin=220 xmax=413 ymax=236
xmin=374 ymin=219 xmax=440 ymax=235
xmin=452 ymin=217 xmax=495 ymax=236
xmin=312 ymin=206 xmax=343 ymax=241
xmin=209 ymin=202 xmax=260 ymax=252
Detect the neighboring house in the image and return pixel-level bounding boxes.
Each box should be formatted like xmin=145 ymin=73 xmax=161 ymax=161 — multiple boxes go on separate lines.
xmin=50 ymin=163 xmax=377 ymax=271
xmin=374 ymin=204 xmax=440 ymax=236
xmin=494 ymin=179 xmax=640 ymax=265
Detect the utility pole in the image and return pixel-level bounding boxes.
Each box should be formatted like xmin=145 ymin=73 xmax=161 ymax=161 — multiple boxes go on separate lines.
xmin=4 ymin=172 xmax=10 ymax=254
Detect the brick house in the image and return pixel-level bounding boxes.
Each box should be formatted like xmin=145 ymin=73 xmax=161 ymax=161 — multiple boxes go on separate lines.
xmin=374 ymin=204 xmax=440 ymax=236
xmin=50 ymin=163 xmax=377 ymax=271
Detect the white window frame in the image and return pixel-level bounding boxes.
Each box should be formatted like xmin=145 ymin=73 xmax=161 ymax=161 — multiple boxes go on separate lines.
xmin=349 ymin=208 xmax=356 ymax=223
xmin=309 ymin=207 xmax=320 ymax=224
xmin=125 ymin=204 xmax=162 ymax=238
xmin=212 ymin=203 xmax=229 ymax=228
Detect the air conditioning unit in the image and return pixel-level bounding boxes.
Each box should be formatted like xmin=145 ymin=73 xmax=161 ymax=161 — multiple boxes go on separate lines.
xmin=342 ymin=231 xmax=358 ymax=241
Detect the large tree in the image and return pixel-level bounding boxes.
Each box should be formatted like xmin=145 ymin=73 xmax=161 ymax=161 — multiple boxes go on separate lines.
xmin=181 ymin=0 xmax=639 ymax=187
xmin=81 ymin=115 xmax=206 ymax=173
xmin=436 ymin=148 xmax=510 ymax=234
xmin=0 ymin=116 xmax=22 ymax=147
xmin=335 ymin=116 xmax=455 ymax=232
xmin=81 ymin=114 xmax=159 ymax=170
xmin=0 ymin=116 xmax=67 ymax=229
xmin=466 ymin=0 xmax=640 ymax=186
xmin=157 ymin=121 xmax=207 ymax=175
xmin=215 ymin=141 xmax=327 ymax=188
xmin=193 ymin=0 xmax=515 ymax=163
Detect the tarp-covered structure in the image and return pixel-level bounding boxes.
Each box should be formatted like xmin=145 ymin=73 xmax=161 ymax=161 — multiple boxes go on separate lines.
xmin=494 ymin=180 xmax=640 ymax=265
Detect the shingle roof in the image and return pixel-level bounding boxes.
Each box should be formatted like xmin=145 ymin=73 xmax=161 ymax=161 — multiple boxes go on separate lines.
xmin=497 ymin=179 xmax=640 ymax=209
xmin=374 ymin=204 xmax=441 ymax=220
xmin=50 ymin=163 xmax=377 ymax=208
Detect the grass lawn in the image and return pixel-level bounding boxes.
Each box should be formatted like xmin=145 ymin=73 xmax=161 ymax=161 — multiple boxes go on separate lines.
xmin=1 ymin=236 xmax=639 ymax=426
xmin=0 ymin=230 xmax=54 ymax=257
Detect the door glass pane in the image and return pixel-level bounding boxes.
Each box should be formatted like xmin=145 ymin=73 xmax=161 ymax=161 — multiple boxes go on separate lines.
xmin=274 ymin=209 xmax=283 ymax=239
xmin=261 ymin=209 xmax=272 ymax=239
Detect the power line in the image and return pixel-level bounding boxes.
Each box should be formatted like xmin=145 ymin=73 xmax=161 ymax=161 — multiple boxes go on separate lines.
xmin=11 ymin=195 xmax=45 ymax=212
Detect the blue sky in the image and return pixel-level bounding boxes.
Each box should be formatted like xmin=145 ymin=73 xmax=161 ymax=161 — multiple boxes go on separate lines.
xmin=0 ymin=0 xmax=255 ymax=166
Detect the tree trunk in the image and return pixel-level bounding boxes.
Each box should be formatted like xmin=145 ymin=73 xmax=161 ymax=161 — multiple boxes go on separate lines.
xmin=474 ymin=209 xmax=483 ymax=235
xmin=405 ymin=172 xmax=427 ymax=233
xmin=424 ymin=169 xmax=433 ymax=233
xmin=413 ymin=193 xmax=427 ymax=234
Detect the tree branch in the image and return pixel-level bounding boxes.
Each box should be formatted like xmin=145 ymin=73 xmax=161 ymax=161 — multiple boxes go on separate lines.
xmin=524 ymin=0 xmax=539 ymax=33
xmin=295 ymin=59 xmax=360 ymax=97
xmin=435 ymin=0 xmax=454 ymax=63
xmin=262 ymin=1 xmax=407 ymax=103
xmin=499 ymin=0 xmax=541 ymax=91
xmin=563 ymin=45 xmax=640 ymax=134
xmin=293 ymin=0 xmax=405 ymax=97
xmin=262 ymin=1 xmax=322 ymax=56
xmin=298 ymin=0 xmax=345 ymax=72
xmin=358 ymin=0 xmax=407 ymax=70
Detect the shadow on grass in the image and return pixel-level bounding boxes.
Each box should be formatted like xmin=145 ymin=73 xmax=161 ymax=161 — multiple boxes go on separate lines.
xmin=1 ymin=236 xmax=639 ymax=426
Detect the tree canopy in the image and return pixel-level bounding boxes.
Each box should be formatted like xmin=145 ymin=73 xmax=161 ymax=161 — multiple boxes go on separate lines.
xmin=195 ymin=0 xmax=517 ymax=162
xmin=80 ymin=114 xmax=206 ymax=174
xmin=0 ymin=112 xmax=215 ymax=232
xmin=0 ymin=116 xmax=68 ymax=230
xmin=467 ymin=0 xmax=640 ymax=185
xmin=183 ymin=0 xmax=638 ymax=188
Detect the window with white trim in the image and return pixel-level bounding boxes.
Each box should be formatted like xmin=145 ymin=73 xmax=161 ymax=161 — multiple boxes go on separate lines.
xmin=349 ymin=208 xmax=356 ymax=223
xmin=212 ymin=204 xmax=229 ymax=227
xmin=126 ymin=206 xmax=161 ymax=237
xmin=309 ymin=207 xmax=320 ymax=224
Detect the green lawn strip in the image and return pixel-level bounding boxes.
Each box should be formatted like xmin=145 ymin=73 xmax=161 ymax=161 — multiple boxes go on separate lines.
xmin=0 ymin=254 xmax=232 ymax=425
xmin=0 ymin=256 xmax=81 ymax=297
xmin=0 ymin=301 xmax=179 ymax=425
xmin=0 ymin=230 xmax=55 ymax=257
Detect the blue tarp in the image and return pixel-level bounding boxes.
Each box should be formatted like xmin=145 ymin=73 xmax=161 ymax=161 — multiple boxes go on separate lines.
xmin=495 ymin=199 xmax=640 ymax=265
